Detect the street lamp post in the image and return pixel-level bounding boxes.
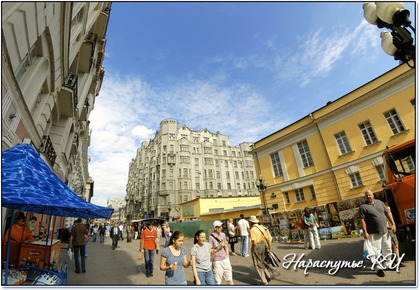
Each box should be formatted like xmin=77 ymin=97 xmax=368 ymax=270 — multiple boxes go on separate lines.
xmin=256 ymin=178 xmax=270 ymax=222
xmin=363 ymin=2 xmax=415 ymax=68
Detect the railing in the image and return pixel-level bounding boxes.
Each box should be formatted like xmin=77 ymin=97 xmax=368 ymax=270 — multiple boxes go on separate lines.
xmin=39 ymin=135 xmax=57 ymax=165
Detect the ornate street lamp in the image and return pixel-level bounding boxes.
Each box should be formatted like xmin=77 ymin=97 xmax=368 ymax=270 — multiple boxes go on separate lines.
xmin=256 ymin=178 xmax=269 ymax=218
xmin=363 ymin=2 xmax=415 ymax=68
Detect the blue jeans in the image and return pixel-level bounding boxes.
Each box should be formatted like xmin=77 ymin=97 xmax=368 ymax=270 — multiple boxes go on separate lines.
xmin=165 ymin=234 xmax=170 ymax=247
xmin=197 ymin=269 xmax=216 ymax=285
xmin=144 ymin=249 xmax=155 ymax=276
xmin=73 ymin=245 xmax=86 ymax=273
xmin=240 ymin=235 xmax=249 ymax=256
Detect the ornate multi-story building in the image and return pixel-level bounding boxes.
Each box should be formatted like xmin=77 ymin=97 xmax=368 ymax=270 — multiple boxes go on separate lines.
xmin=1 ymin=2 xmax=111 ymax=204
xmin=125 ymin=119 xmax=259 ymax=221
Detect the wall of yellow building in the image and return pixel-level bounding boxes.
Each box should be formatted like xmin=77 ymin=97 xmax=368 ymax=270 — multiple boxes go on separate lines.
xmin=252 ymin=64 xmax=414 ymax=214
xmin=180 ymin=196 xmax=262 ymax=220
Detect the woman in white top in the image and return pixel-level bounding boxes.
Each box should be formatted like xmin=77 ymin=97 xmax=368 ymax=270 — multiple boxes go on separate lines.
xmin=227 ymin=219 xmax=237 ymax=256
xmin=191 ymin=230 xmax=216 ymax=285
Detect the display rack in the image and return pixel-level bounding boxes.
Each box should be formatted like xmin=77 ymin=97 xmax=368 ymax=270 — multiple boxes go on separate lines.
xmin=17 ymin=264 xmax=68 ymax=285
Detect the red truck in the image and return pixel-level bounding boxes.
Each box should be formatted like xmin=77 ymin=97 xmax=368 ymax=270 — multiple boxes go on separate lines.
xmin=382 ymin=139 xmax=415 ymax=241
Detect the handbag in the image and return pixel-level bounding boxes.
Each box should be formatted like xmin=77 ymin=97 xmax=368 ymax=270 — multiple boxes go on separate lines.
xmin=229 ymin=235 xmax=238 ymax=244
xmin=363 ymin=239 xmax=375 ymax=261
xmin=67 ymin=248 xmax=73 ymax=261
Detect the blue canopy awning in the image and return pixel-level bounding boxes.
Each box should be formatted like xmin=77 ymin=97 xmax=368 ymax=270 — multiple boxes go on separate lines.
xmin=2 ymin=143 xmax=113 ymax=219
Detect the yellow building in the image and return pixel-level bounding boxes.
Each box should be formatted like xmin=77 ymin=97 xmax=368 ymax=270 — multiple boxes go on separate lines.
xmin=179 ymin=196 xmax=261 ymax=221
xmin=251 ymin=64 xmax=415 ymax=218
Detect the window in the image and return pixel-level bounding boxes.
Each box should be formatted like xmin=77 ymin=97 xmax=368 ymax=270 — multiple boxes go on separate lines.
xmin=214 ymin=149 xmax=218 ymax=155
xmin=376 ymin=165 xmax=385 ymax=181
xmin=223 ymin=150 xmax=227 ymax=156
xmin=334 ymin=131 xmax=352 ymax=155
xmin=216 ymin=171 xmax=220 ymax=178
xmin=222 ymin=141 xmax=226 ymax=146
xmin=208 ymin=169 xmax=213 ymax=178
xmin=349 ymin=172 xmax=363 ymax=188
xmin=161 ymin=182 xmax=166 ymax=190
xmin=204 ymin=137 xmax=210 ymax=142
xmin=183 ymin=195 xmax=188 ymax=202
xmin=195 ymin=183 xmax=200 ymax=190
xmin=169 ymin=169 xmax=173 ymax=177
xmin=226 ymin=171 xmax=230 ymax=179
xmin=225 ymin=160 xmax=228 ymax=167
xmin=183 ymin=168 xmax=188 ymax=177
xmin=384 ymin=109 xmax=405 ymax=134
xmin=181 ymin=134 xmax=188 ymax=140
xmin=169 ymin=133 xmax=175 ymax=140
xmin=235 ymin=171 xmax=239 ymax=179
xmin=162 ymin=169 xmax=166 ymax=177
xmin=227 ymin=183 xmax=231 ymax=189
xmin=233 ymin=161 xmax=237 ymax=168
xmin=195 ymin=170 xmax=200 ymax=177
xmin=180 ymin=145 xmax=189 ymax=152
xmin=215 ymin=160 xmax=219 ymax=167
xmin=283 ymin=192 xmax=290 ymax=204
xmin=359 ymin=121 xmax=378 ymax=145
xmin=270 ymin=152 xmax=283 ymax=177
xmin=232 ymin=151 xmax=236 ymax=157
xmin=195 ymin=158 xmax=199 ymax=165
xmin=204 ymin=147 xmax=212 ymax=154
xmin=204 ymin=158 xmax=213 ymax=165
xmin=193 ymin=136 xmax=199 ymax=143
xmin=310 ymin=185 xmax=316 ymax=200
xmin=217 ymin=183 xmax=222 ymax=190
xmin=297 ymin=140 xmax=314 ymax=167
xmin=236 ymin=183 xmax=240 ymax=189
xmin=180 ymin=156 xmax=190 ymax=163
xmin=295 ymin=188 xmax=305 ymax=202
xmin=169 ymin=182 xmax=173 ymax=190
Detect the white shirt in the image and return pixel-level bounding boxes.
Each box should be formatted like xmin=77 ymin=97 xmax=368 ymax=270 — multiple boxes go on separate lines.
xmin=237 ymin=218 xmax=250 ymax=236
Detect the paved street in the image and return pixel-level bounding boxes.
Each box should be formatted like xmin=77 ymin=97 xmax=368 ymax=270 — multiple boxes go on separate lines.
xmin=60 ymin=235 xmax=415 ymax=286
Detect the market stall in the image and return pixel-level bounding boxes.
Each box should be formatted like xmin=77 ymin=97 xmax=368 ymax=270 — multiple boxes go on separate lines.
xmin=2 ymin=143 xmax=114 ymax=285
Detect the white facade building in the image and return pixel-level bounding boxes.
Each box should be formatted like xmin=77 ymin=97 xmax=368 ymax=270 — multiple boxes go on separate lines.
xmin=125 ymin=119 xmax=259 ymax=221
xmin=1 ymin=3 xmax=112 ymax=231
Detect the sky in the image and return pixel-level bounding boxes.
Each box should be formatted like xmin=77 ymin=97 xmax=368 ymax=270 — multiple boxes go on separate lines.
xmin=88 ymin=1 xmax=416 ymax=207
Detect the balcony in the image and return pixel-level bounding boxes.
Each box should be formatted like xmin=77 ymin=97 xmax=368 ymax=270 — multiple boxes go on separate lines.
xmin=58 ymin=74 xmax=78 ymax=117
xmin=39 ymin=135 xmax=57 ymax=165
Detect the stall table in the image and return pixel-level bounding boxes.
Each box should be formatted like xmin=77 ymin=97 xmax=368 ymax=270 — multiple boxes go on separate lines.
xmin=19 ymin=239 xmax=61 ymax=267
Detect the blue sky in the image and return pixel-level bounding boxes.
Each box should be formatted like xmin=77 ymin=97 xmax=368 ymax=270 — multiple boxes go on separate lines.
xmin=88 ymin=1 xmax=415 ymax=207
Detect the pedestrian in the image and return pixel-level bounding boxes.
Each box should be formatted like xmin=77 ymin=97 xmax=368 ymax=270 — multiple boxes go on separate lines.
xmin=3 ymin=214 xmax=35 ymax=244
xmin=160 ymin=230 xmax=191 ymax=285
xmin=209 ymin=220 xmax=234 ymax=285
xmin=27 ymin=216 xmax=38 ymax=238
xmin=191 ymin=229 xmax=216 ymax=285
xmin=140 ymin=222 xmax=159 ymax=278
xmin=105 ymin=223 xmax=111 ymax=240
xmin=303 ymin=207 xmax=321 ymax=250
xmin=70 ymin=218 xmax=89 ymax=274
xmin=385 ymin=204 xmax=405 ymax=267
xmin=99 ymin=224 xmax=106 ymax=243
xmin=164 ymin=223 xmax=171 ymax=247
xmin=359 ymin=190 xmax=395 ymax=277
xmin=119 ymin=223 xmax=124 ymax=240
xmin=91 ymin=224 xmax=98 ymax=243
xmin=126 ymin=224 xmax=133 ymax=242
xmin=237 ymin=214 xmax=250 ymax=257
xmin=249 ymin=215 xmax=273 ymax=285
xmin=227 ymin=218 xmax=238 ymax=256
xmin=110 ymin=222 xmax=121 ymax=250
xmin=156 ymin=224 xmax=162 ymax=250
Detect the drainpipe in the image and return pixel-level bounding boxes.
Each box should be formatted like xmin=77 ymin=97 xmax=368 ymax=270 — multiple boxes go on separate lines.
xmin=309 ymin=113 xmax=342 ymax=201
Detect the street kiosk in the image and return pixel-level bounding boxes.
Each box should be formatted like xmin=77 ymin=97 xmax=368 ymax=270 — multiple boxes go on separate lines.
xmin=1 ymin=144 xmax=114 ymax=285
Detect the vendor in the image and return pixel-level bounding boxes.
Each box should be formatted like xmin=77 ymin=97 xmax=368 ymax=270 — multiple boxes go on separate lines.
xmin=3 ymin=214 xmax=35 ymax=244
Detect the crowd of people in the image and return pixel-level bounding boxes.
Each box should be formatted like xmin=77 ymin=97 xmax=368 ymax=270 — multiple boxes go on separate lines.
xmin=2 ymin=188 xmax=405 ymax=285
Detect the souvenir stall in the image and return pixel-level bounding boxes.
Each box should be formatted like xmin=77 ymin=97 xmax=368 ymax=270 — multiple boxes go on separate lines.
xmin=2 ymin=144 xmax=114 ymax=285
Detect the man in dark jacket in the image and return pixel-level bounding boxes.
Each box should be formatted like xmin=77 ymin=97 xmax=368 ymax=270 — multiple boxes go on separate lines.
xmin=70 ymin=218 xmax=89 ymax=273
xmin=110 ymin=222 xmax=121 ymax=250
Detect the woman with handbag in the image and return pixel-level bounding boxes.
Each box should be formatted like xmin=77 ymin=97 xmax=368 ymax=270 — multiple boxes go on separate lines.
xmin=227 ymin=219 xmax=238 ymax=256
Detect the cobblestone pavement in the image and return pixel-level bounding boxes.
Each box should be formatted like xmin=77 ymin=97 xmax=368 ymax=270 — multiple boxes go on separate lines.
xmin=60 ymin=235 xmax=415 ymax=287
